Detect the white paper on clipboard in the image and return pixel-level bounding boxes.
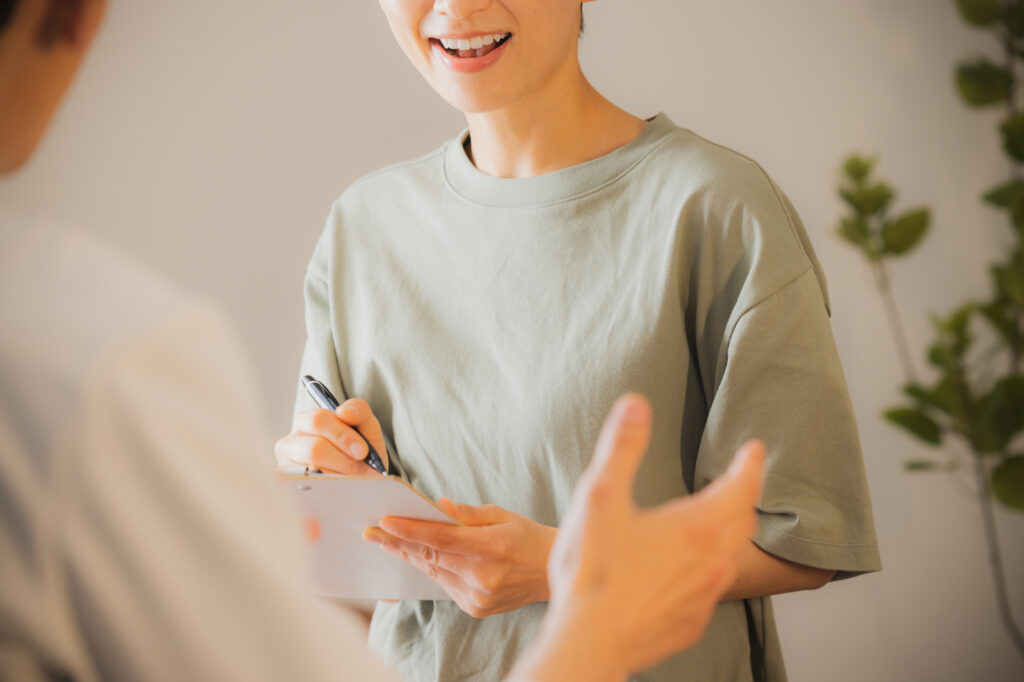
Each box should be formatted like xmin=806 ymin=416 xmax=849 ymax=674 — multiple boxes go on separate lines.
xmin=281 ymin=472 xmax=458 ymax=601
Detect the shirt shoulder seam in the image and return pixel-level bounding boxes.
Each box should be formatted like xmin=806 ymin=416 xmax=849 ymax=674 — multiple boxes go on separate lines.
xmin=722 ymin=265 xmax=815 ymax=349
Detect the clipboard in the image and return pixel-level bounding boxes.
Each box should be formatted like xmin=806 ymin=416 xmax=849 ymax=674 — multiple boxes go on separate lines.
xmin=280 ymin=471 xmax=458 ymax=601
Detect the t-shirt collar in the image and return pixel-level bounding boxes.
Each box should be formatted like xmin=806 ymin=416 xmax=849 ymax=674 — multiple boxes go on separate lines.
xmin=443 ymin=112 xmax=677 ymax=208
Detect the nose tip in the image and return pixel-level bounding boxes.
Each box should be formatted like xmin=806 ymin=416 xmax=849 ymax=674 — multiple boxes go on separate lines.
xmin=433 ymin=0 xmax=491 ymax=20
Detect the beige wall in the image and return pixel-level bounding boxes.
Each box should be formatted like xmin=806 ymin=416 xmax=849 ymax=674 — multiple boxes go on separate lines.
xmin=2 ymin=0 xmax=1021 ymax=679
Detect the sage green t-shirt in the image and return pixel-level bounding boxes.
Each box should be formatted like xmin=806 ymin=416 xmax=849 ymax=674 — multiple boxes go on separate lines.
xmin=296 ymin=113 xmax=881 ymax=682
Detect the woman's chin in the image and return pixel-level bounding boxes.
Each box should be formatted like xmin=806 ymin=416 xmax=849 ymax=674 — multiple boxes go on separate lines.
xmin=437 ymin=89 xmax=513 ymax=116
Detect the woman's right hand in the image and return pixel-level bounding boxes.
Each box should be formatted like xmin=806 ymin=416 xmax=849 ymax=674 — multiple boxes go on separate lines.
xmin=274 ymin=398 xmax=390 ymax=475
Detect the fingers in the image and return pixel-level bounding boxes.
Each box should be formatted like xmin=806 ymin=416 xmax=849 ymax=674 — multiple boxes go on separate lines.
xmin=274 ymin=431 xmax=376 ymax=475
xmin=337 ymin=399 xmax=389 ymax=471
xmin=582 ymin=393 xmax=653 ymax=503
xmin=378 ymin=516 xmax=477 ymax=555
xmin=365 ymin=527 xmax=472 ymax=577
xmin=724 ymin=439 xmax=765 ymax=503
xmin=438 ymin=498 xmax=508 ymax=526
xmin=277 ymin=408 xmax=386 ymax=474
xmin=658 ymin=440 xmax=764 ymax=561
xmin=365 ymin=528 xmax=465 ymax=592
xmin=697 ymin=440 xmax=765 ymax=516
xmin=295 ymin=408 xmax=371 ymax=459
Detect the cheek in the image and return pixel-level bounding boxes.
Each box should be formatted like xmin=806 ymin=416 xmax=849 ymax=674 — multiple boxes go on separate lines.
xmin=378 ymin=0 xmax=428 ymax=50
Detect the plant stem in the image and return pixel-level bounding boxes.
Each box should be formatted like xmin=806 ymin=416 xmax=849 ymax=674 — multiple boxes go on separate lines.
xmin=972 ymin=456 xmax=1024 ymax=659
xmin=873 ymin=260 xmax=918 ymax=384
xmin=1007 ymin=34 xmax=1019 ymax=119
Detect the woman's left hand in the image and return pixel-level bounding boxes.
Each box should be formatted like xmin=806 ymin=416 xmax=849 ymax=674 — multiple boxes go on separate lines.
xmin=364 ymin=500 xmax=557 ymax=618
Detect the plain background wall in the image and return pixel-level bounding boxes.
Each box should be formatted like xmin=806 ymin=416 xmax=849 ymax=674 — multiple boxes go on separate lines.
xmin=2 ymin=0 xmax=1022 ymax=679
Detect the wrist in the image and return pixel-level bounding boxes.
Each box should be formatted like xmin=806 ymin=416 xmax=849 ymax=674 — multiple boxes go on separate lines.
xmin=509 ymin=599 xmax=627 ymax=682
xmin=537 ymin=524 xmax=557 ymax=602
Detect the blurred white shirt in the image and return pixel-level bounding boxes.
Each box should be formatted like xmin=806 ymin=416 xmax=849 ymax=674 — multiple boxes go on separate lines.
xmin=0 ymin=214 xmax=397 ymax=681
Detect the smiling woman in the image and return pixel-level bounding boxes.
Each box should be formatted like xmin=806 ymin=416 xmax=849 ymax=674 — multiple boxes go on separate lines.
xmin=376 ymin=0 xmax=590 ymax=118
xmin=276 ymin=1 xmax=882 ymax=681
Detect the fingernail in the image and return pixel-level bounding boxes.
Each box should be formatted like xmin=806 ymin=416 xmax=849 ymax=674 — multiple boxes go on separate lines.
xmin=351 ymin=440 xmax=368 ymax=458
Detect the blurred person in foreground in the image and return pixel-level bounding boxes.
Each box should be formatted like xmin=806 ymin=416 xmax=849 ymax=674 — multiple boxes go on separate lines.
xmin=0 ymin=1 xmax=765 ymax=680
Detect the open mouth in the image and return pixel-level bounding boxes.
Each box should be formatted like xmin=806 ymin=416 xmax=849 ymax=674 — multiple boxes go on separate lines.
xmin=431 ymin=32 xmax=511 ymax=59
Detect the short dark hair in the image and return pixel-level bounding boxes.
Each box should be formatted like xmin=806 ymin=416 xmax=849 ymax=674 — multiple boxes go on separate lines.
xmin=0 ymin=0 xmax=18 ymax=33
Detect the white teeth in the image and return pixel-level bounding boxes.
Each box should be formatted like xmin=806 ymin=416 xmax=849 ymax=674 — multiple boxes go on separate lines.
xmin=438 ymin=33 xmax=508 ymax=52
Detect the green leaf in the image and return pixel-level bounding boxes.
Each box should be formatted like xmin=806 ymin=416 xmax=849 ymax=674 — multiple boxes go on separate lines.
xmin=956 ymin=0 xmax=1004 ymax=26
xmin=1000 ymin=112 xmax=1024 ymax=162
xmin=884 ymin=408 xmax=943 ymax=445
xmin=982 ymin=178 xmax=1024 ymax=208
xmin=843 ymin=155 xmax=875 ymax=183
xmin=904 ymin=376 xmax=965 ymax=418
xmin=837 ymin=217 xmax=871 ymax=249
xmin=1003 ymin=1 xmax=1024 ymax=36
xmin=979 ymin=300 xmax=1017 ymax=342
xmin=1010 ymin=193 xmax=1024 ymax=233
xmin=991 ymin=457 xmax=1024 ymax=512
xmin=840 ymin=183 xmax=895 ymax=217
xmin=905 ymin=459 xmax=941 ymax=472
xmin=976 ymin=376 xmax=1024 ymax=452
xmin=956 ymin=59 xmax=1015 ymax=107
xmin=881 ymin=209 xmax=930 ymax=255
xmin=928 ymin=342 xmax=955 ymax=369
xmin=943 ymin=303 xmax=975 ymax=336
xmin=937 ymin=375 xmax=969 ymax=421
xmin=992 ymin=259 xmax=1024 ymax=306
xmin=905 ymin=383 xmax=944 ymax=410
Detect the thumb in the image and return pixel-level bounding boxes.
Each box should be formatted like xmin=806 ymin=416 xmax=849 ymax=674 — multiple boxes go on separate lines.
xmin=698 ymin=439 xmax=765 ymax=513
xmin=438 ymin=498 xmax=508 ymax=526
xmin=584 ymin=393 xmax=653 ymax=500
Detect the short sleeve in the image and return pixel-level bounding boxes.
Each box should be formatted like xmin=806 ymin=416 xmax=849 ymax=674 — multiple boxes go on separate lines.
xmin=694 ymin=268 xmax=882 ymax=579
xmin=294 ymin=220 xmax=346 ymax=418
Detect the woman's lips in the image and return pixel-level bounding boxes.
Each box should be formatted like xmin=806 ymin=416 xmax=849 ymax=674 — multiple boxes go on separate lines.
xmin=430 ymin=36 xmax=511 ymax=74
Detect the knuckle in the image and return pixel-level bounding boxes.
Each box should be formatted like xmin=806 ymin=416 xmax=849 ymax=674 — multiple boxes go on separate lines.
xmin=418 ymin=530 xmax=439 ymax=549
xmin=464 ymin=603 xmax=486 ymax=619
xmin=469 ymin=588 xmax=492 ymax=611
xmin=493 ymin=535 xmax=512 ymax=562
xmin=347 ymin=398 xmax=370 ymax=413
xmin=308 ymin=439 xmax=340 ymax=469
xmin=310 ymin=409 xmax=334 ymax=433
xmin=308 ymin=439 xmax=330 ymax=461
xmin=476 ymin=564 xmax=504 ymax=592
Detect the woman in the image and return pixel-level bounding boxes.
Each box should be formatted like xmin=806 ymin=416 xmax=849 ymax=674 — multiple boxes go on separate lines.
xmin=275 ymin=1 xmax=881 ymax=680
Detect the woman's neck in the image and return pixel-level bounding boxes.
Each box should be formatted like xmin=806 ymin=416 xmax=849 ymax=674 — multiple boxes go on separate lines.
xmin=463 ymin=70 xmax=646 ymax=179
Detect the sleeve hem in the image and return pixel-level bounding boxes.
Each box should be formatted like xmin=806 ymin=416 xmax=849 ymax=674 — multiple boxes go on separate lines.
xmin=754 ymin=516 xmax=883 ymax=580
